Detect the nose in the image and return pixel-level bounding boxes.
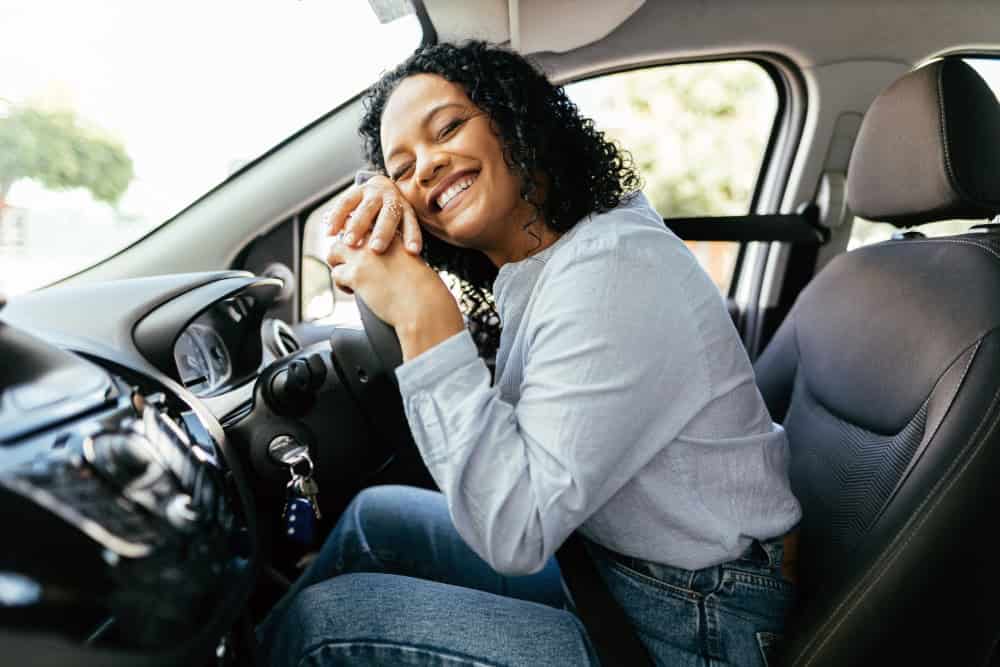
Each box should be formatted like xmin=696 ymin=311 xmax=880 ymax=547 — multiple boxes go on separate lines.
xmin=417 ymin=149 xmax=449 ymax=187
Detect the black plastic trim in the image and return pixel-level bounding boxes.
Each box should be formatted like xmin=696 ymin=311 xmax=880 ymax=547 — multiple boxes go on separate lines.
xmin=665 ymin=210 xmax=826 ymax=244
xmin=133 ymin=277 xmax=282 ymax=380
xmin=412 ymin=0 xmax=437 ymax=46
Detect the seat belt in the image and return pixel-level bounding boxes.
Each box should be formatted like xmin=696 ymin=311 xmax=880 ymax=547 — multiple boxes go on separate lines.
xmin=556 ymin=533 xmax=655 ymax=666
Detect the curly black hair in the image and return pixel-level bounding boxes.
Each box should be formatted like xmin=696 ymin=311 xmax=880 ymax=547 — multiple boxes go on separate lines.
xmin=359 ymin=41 xmax=641 ymax=360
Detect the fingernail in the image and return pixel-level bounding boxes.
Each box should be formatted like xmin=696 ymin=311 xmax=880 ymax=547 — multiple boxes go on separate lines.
xmin=369 ymin=238 xmax=385 ymax=251
xmin=344 ymin=232 xmax=355 ymax=245
xmin=407 ymin=242 xmax=420 ymax=252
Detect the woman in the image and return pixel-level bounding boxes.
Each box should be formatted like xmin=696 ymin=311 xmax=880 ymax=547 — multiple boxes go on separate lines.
xmin=261 ymin=41 xmax=801 ymax=666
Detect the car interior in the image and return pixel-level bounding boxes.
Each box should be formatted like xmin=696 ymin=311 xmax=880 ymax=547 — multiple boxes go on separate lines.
xmin=2 ymin=1 xmax=1000 ymax=665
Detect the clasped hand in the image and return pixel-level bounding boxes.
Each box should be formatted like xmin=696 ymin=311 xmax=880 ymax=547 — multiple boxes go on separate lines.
xmin=326 ymin=176 xmax=464 ymax=361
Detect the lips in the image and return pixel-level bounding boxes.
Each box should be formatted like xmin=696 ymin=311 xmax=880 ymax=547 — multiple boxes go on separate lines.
xmin=429 ymin=170 xmax=479 ymax=213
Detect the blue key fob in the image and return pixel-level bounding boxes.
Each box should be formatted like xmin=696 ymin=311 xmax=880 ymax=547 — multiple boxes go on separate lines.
xmin=284 ymin=497 xmax=315 ymax=545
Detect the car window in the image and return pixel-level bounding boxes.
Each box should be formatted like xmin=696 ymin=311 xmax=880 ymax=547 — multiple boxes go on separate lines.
xmin=0 ymin=1 xmax=422 ymax=297
xmin=847 ymin=57 xmax=1000 ymax=251
xmin=564 ymin=60 xmax=779 ymax=294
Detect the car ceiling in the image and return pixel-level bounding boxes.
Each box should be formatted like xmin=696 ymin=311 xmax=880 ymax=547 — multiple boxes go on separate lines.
xmin=430 ymin=0 xmax=1000 ymax=69
xmin=63 ymin=0 xmax=1000 ymax=289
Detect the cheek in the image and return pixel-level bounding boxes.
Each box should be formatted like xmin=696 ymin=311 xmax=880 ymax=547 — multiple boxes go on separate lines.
xmin=486 ymin=162 xmax=523 ymax=211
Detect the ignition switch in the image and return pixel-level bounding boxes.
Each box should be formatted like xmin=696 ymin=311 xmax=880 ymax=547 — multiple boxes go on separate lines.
xmin=262 ymin=354 xmax=327 ymax=416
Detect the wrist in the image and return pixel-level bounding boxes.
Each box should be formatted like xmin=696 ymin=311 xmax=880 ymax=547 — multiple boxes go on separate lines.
xmin=396 ymin=278 xmax=465 ymax=362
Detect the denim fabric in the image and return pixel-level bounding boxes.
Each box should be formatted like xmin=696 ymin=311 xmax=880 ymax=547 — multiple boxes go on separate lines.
xmin=586 ymin=535 xmax=795 ymax=666
xmin=260 ymin=486 xmax=794 ymax=667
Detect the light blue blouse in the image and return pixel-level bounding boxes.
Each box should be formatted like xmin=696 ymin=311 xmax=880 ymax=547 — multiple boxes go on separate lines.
xmin=395 ymin=192 xmax=801 ymax=575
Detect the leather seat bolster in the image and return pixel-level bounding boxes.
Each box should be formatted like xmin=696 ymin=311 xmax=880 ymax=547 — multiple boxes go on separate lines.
xmin=754 ymin=315 xmax=798 ymax=424
xmin=783 ymin=327 xmax=1000 ymax=666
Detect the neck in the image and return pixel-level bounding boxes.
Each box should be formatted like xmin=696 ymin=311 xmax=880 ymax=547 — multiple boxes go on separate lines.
xmin=484 ymin=203 xmax=561 ymax=267
xmin=485 ymin=224 xmax=561 ymax=267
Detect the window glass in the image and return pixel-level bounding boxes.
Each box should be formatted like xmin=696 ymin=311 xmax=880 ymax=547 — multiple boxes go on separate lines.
xmin=847 ymin=57 xmax=1000 ymax=251
xmin=565 ymin=60 xmax=779 ymax=293
xmin=0 ymin=1 xmax=422 ymax=296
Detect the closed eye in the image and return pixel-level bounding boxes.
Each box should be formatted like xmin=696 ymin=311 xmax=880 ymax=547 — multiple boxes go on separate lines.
xmin=438 ymin=117 xmax=466 ymax=140
xmin=391 ymin=163 xmax=413 ymax=181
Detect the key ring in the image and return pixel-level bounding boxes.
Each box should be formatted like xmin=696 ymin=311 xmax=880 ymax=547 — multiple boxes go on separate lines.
xmin=290 ymin=452 xmax=314 ymax=479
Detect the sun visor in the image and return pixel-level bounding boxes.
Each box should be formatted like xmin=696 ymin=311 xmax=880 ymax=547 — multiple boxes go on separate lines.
xmin=423 ymin=0 xmax=646 ymax=54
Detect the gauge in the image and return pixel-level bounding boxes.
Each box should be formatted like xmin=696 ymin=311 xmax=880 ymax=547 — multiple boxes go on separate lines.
xmin=173 ymin=324 xmax=232 ymax=395
xmin=175 ymin=330 xmax=209 ymax=391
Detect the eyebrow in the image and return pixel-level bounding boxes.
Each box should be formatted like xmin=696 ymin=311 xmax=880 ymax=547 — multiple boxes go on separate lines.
xmin=385 ymin=101 xmax=468 ymax=165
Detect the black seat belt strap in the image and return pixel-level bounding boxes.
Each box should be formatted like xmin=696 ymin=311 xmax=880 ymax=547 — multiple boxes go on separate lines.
xmin=556 ymin=532 xmax=655 ymax=666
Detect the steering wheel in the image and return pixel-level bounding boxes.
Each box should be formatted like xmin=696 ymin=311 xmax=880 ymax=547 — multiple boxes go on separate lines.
xmin=355 ymin=297 xmax=404 ymax=381
xmin=320 ymin=296 xmax=417 ymax=470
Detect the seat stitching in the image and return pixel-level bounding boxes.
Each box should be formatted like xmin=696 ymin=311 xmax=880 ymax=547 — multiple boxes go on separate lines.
xmin=931 ymin=61 xmax=1000 ymax=207
xmin=795 ymin=331 xmax=1000 ymax=665
xmin=936 ymin=62 xmax=962 ymax=201
xmin=879 ymin=237 xmax=1000 ymax=262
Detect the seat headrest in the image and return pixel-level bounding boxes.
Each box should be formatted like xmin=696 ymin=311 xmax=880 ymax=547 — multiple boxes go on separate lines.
xmin=847 ymin=59 xmax=1000 ymax=227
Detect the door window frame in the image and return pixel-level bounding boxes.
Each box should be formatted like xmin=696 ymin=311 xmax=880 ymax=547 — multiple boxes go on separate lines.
xmin=553 ymin=53 xmax=806 ymax=330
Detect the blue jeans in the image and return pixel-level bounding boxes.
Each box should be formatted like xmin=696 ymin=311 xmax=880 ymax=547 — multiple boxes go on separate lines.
xmin=259 ymin=485 xmax=795 ymax=666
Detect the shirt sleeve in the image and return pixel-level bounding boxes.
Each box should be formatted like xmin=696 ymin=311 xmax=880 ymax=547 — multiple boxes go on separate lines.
xmin=395 ymin=230 xmax=713 ymax=575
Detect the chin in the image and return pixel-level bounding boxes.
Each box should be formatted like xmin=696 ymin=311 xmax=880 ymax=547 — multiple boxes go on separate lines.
xmin=431 ymin=212 xmax=492 ymax=249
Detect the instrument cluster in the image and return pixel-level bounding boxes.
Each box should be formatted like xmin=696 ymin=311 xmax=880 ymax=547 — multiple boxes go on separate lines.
xmin=171 ymin=295 xmax=261 ymax=398
xmin=174 ymin=323 xmax=232 ymax=396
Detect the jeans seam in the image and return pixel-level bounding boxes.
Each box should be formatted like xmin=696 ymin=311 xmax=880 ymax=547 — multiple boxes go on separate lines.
xmin=605 ymin=559 xmax=701 ymax=600
xmin=702 ymin=594 xmax=723 ymax=661
xmin=722 ymin=568 xmax=795 ymax=593
xmin=297 ymin=639 xmax=502 ymax=667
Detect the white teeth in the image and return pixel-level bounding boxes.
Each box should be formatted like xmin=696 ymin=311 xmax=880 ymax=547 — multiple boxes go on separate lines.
xmin=436 ymin=175 xmax=476 ymax=209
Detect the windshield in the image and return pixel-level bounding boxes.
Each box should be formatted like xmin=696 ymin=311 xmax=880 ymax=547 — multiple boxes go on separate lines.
xmin=0 ymin=0 xmax=421 ymax=296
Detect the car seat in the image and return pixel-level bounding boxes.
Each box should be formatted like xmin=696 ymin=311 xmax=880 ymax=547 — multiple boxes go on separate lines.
xmin=754 ymin=58 xmax=1000 ymax=665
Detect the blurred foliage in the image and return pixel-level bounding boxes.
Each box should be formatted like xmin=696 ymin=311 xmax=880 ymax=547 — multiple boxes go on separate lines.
xmin=0 ymin=106 xmax=133 ymax=206
xmin=568 ymin=61 xmax=777 ymax=217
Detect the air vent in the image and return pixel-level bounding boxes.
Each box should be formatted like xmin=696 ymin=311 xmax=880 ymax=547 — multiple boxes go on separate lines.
xmin=278 ymin=329 xmax=300 ymax=355
xmin=263 ymin=319 xmax=301 ymax=358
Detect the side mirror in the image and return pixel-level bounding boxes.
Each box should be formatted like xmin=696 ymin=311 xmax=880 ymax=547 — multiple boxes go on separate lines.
xmin=301 ymin=254 xmax=336 ymax=321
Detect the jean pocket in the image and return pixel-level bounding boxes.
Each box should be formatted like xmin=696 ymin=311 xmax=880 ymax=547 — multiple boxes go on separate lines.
xmin=756 ymin=631 xmax=782 ymax=667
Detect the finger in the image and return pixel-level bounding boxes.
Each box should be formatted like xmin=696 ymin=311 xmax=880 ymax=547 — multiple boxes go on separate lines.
xmin=344 ymin=193 xmax=381 ymax=247
xmin=326 ymin=187 xmax=364 ymax=236
xmin=368 ymin=198 xmax=404 ymax=253
xmin=327 ymin=242 xmax=348 ymax=267
xmin=400 ymin=205 xmax=422 ymax=254
xmin=330 ymin=264 xmax=355 ymax=295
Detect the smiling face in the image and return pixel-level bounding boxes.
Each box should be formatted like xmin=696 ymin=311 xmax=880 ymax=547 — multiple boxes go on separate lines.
xmin=380 ymin=74 xmax=539 ymax=264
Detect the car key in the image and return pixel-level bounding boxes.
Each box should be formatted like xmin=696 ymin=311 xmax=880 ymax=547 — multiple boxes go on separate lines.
xmin=282 ymin=479 xmax=316 ymax=545
xmin=294 ymin=474 xmax=322 ymax=520
xmin=287 ymin=452 xmax=322 ymax=520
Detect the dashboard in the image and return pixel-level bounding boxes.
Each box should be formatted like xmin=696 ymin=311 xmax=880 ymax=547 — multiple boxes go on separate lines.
xmin=0 ymin=270 xmax=406 ymax=666
xmin=0 ymin=271 xmax=285 ymax=665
